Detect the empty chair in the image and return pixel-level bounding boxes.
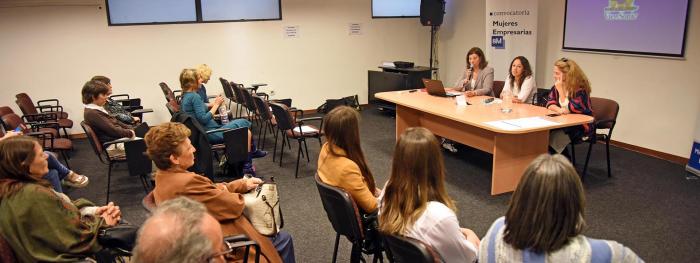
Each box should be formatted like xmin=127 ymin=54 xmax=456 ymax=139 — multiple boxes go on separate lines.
xmin=81 ymin=121 xmax=133 ymax=203
xmin=572 ymin=97 xmax=620 ymax=179
xmin=1 ymin=109 xmax=72 ymax=168
xmin=15 ymin=93 xmax=73 ymax=136
xmin=269 ymin=102 xmax=323 ymax=178
xmin=492 ymin=80 xmax=505 ymax=98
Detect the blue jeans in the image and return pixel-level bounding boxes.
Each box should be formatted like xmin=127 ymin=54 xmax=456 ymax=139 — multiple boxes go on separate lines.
xmin=43 ymin=152 xmax=70 ymax=193
xmin=268 ymin=231 xmax=295 ymax=263
xmin=207 ymin=119 xmax=252 ymax=144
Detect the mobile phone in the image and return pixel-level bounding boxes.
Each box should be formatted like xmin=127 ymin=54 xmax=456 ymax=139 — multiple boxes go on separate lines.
xmin=546 ymin=113 xmax=560 ymax=117
xmin=14 ymin=127 xmax=22 ymax=132
xmin=483 ymin=98 xmax=495 ymax=103
xmin=408 ymin=89 xmax=418 ymax=93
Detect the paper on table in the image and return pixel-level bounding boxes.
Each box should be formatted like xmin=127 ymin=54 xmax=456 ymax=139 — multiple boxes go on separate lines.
xmin=485 ymin=117 xmax=559 ymax=130
xmin=298 ymin=125 xmax=318 ymax=133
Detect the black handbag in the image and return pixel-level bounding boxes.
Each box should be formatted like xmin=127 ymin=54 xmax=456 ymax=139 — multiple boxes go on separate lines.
xmin=316 ymin=95 xmax=361 ymax=114
xmin=97 ymin=224 xmax=138 ymax=252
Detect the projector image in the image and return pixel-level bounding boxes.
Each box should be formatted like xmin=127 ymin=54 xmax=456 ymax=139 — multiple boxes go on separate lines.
xmin=393 ymin=61 xmax=414 ymax=68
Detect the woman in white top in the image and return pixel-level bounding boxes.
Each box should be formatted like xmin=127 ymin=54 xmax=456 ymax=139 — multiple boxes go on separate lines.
xmin=500 ymin=56 xmax=536 ymax=104
xmin=379 ymin=127 xmax=479 ymax=262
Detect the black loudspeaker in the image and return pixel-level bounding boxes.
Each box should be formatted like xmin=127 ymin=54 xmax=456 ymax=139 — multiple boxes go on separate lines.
xmin=420 ymin=0 xmax=446 ymax=26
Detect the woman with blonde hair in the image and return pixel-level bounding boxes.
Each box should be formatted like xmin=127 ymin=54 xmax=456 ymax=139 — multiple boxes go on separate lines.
xmin=546 ymin=58 xmax=594 ymax=154
xmin=195 ymin=64 xmax=214 ymax=106
xmin=479 ymin=154 xmax=642 ymax=262
xmin=379 ymin=127 xmax=479 ymax=262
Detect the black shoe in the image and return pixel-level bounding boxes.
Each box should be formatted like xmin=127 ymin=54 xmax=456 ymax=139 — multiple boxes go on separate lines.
xmin=250 ymin=149 xmax=267 ymax=159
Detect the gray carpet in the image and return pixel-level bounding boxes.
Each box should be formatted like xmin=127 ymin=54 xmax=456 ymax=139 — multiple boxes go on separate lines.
xmin=63 ymin=104 xmax=700 ymax=262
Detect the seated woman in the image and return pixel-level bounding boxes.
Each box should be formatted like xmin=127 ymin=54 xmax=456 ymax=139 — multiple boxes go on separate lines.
xmin=500 ymin=56 xmax=536 ymax=104
xmin=91 ymin=75 xmax=140 ymax=125
xmin=82 ymin=80 xmax=135 ymax=155
xmin=0 ymin=130 xmax=88 ymax=191
xmin=178 ymin=69 xmax=266 ymax=165
xmin=318 ymin=106 xmax=379 ymax=213
xmin=479 ymin=154 xmax=642 ymax=262
xmin=452 ymin=47 xmax=495 ymax=97
xmin=546 ymin=58 xmax=594 ymax=154
xmin=0 ymin=136 xmax=121 ymax=262
xmin=145 ymin=122 xmax=295 ymax=263
xmin=379 ymin=127 xmax=480 ymax=262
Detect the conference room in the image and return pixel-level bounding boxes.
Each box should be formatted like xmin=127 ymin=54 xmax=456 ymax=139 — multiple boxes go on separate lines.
xmin=0 ymin=0 xmax=698 ymax=262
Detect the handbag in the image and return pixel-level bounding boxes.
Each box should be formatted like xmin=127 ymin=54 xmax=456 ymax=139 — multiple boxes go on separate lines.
xmin=97 ymin=223 xmax=138 ymax=252
xmin=242 ymin=179 xmax=284 ymax=236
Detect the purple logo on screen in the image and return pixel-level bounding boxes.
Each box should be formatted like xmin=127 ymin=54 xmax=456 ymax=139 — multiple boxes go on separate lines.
xmin=491 ymin=36 xmax=505 ymax=49
xmin=604 ymin=0 xmax=638 ymax=21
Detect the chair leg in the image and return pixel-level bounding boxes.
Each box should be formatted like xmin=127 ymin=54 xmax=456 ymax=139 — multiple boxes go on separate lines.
xmin=273 ymin=128 xmax=279 ymax=162
xmin=350 ymin=242 xmax=362 ymax=263
xmin=279 ymin=134 xmax=285 ymax=167
xmin=582 ymin=141 xmax=594 ymax=181
xmin=303 ymin=139 xmax=310 ymax=163
xmin=606 ymin=139 xmax=612 ymax=178
xmin=295 ymin=139 xmax=302 ymax=178
xmin=60 ymin=151 xmax=71 ymax=170
xmin=332 ymin=233 xmax=340 ymax=263
xmin=107 ymin=163 xmax=113 ymax=204
xmin=286 ymin=135 xmax=292 ymax=150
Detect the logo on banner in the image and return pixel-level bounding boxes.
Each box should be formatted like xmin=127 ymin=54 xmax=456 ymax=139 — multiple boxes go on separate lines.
xmin=604 ymin=0 xmax=638 ymax=21
xmin=491 ymin=36 xmax=505 ymax=49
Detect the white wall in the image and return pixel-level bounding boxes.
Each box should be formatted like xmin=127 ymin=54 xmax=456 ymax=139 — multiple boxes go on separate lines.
xmin=439 ymin=0 xmax=699 ymax=158
xmin=0 ymin=0 xmax=430 ymax=131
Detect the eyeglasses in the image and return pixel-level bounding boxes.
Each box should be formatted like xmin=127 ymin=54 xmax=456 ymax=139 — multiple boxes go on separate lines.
xmin=207 ymin=240 xmax=236 ymax=262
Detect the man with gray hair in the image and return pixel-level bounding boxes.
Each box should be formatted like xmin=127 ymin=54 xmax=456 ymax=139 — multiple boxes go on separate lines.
xmin=132 ymin=197 xmax=227 ymax=263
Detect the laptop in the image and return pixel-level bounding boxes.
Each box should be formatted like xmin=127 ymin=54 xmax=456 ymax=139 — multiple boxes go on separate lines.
xmin=422 ymin=79 xmax=461 ymax=97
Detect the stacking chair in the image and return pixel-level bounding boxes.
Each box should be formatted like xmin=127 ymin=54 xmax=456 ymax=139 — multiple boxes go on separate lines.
xmin=81 ymin=121 xmax=137 ymax=204
xmin=251 ymin=95 xmax=277 ymax=150
xmin=269 ymin=102 xmax=323 ymax=178
xmin=383 ymin=235 xmax=439 ymax=263
xmin=492 ymin=80 xmax=505 ymax=98
xmin=571 ymin=97 xmax=620 ymax=180
xmin=315 ymin=174 xmax=384 ymax=263
xmin=1 ymin=109 xmax=72 ymax=168
xmin=240 ymin=87 xmax=263 ymax=129
xmin=165 ymin=100 xmax=180 ymax=117
xmin=124 ymin=137 xmax=153 ymax=194
xmin=15 ymin=93 xmax=73 ymax=136
xmin=220 ymin=77 xmax=241 ymax=117
xmin=223 ymin=127 xmax=249 ymax=178
xmin=532 ymin=88 xmax=551 ymax=107
xmin=159 ymin=82 xmax=182 ymax=104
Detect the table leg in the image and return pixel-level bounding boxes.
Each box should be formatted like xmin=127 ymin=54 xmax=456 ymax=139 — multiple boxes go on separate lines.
xmin=395 ymin=105 xmax=421 ymax=141
xmin=491 ymin=131 xmax=549 ymax=195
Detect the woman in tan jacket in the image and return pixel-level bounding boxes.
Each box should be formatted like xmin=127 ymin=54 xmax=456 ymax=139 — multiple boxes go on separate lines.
xmin=144 ymin=122 xmax=295 ymax=263
xmin=317 ymin=106 xmax=379 ymax=213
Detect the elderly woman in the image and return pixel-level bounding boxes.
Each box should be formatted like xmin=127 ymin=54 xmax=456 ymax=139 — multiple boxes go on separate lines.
xmin=82 ymin=80 xmax=135 ymax=155
xmin=0 ymin=136 xmax=121 ymax=262
xmin=145 ymin=122 xmax=295 ymax=263
xmin=479 ymin=154 xmax=642 ymax=262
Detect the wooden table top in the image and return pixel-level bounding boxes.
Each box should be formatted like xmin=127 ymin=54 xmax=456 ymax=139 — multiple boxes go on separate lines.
xmin=375 ymin=90 xmax=594 ymax=134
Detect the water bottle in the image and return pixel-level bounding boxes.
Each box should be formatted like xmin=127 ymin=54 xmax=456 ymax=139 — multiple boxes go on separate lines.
xmin=501 ymin=92 xmax=513 ymax=113
xmin=219 ymin=104 xmax=229 ymax=125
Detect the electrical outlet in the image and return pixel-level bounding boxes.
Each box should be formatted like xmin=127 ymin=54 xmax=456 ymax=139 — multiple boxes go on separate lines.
xmin=269 ymin=90 xmax=276 ymax=96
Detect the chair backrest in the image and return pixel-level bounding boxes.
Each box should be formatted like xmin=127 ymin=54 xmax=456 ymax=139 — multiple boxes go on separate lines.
xmin=0 ymin=113 xmax=26 ymax=132
xmin=160 ymin=82 xmax=173 ymax=101
xmin=314 ymin=173 xmax=364 ymax=242
xmin=223 ymin=128 xmax=248 ymax=178
xmin=230 ymin=82 xmax=245 ymax=105
xmin=532 ymin=88 xmax=550 ymax=107
xmin=590 ymin=97 xmax=620 ymax=130
xmin=269 ymin=103 xmax=294 ymax=131
xmin=171 ymin=112 xmax=215 ymax=179
xmin=240 ymin=88 xmax=258 ymax=113
xmin=220 ymin=78 xmax=236 ymax=101
xmin=124 ymin=139 xmax=152 ymax=177
xmin=252 ymin=95 xmax=272 ymax=121
xmin=80 ymin=121 xmax=107 ymax=164
xmin=0 ymin=106 xmax=14 ymax=117
xmin=14 ymin=94 xmax=38 ymax=116
xmin=492 ymin=80 xmax=505 ymax=98
xmin=384 ymin=234 xmax=440 ymax=263
xmin=165 ymin=101 xmax=180 ymax=116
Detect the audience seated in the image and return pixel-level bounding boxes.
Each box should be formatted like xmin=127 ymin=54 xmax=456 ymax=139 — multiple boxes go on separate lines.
xmin=178 ymin=68 xmax=266 ymax=173
xmin=91 ymin=75 xmax=141 ymax=125
xmin=317 ymin=106 xmax=379 ymax=213
xmin=82 ymin=80 xmax=135 ymax=155
xmin=379 ymin=127 xmax=479 ymax=263
xmin=501 ymin=56 xmax=536 ymax=104
xmin=546 ymin=58 xmax=594 ymax=154
xmin=479 ymin=154 xmax=642 ymax=262
xmin=144 ymin=122 xmax=295 ymax=263
xmin=132 ymin=197 xmax=230 ymax=263
xmin=0 ymin=136 xmax=121 ymax=262
xmin=0 ymin=131 xmax=88 ymax=192
xmin=196 ymin=64 xmax=213 ymax=108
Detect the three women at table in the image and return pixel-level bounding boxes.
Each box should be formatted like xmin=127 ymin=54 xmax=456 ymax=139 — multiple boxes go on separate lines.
xmin=501 ymin=56 xmax=536 ymax=104
xmin=453 ymin=47 xmax=494 ymax=97
xmin=479 ymin=154 xmax=642 ymax=262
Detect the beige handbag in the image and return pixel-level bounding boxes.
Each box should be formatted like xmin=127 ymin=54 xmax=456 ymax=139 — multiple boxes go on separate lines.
xmin=243 ymin=180 xmax=283 ymax=236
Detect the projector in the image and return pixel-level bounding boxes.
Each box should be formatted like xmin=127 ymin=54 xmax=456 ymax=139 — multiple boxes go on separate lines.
xmin=393 ymin=61 xmax=414 ymax=68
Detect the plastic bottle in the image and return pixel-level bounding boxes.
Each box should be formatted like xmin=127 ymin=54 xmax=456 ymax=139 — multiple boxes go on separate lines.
xmin=219 ymin=104 xmax=229 ymax=125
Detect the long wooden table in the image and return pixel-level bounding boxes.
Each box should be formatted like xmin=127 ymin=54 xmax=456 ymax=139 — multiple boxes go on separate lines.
xmin=375 ymin=90 xmax=593 ymax=195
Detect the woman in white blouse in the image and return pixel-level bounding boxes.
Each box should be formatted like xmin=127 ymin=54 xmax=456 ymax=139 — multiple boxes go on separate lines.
xmin=379 ymin=127 xmax=479 ymax=262
xmin=500 ymin=56 xmax=536 ymax=104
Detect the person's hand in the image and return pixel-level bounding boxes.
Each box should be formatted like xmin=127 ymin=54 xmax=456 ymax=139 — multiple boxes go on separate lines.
xmin=96 ymin=202 xmax=121 ymax=226
xmin=215 ymin=96 xmax=225 ymax=106
xmin=244 ymin=177 xmax=263 ymax=191
xmin=560 ymin=106 xmax=570 ymax=114
xmin=512 ymin=98 xmax=522 ymax=104
xmin=374 ymin=187 xmax=382 ymax=197
xmin=461 ymin=228 xmax=481 ymax=248
xmin=465 ymin=91 xmax=476 ymax=97
xmin=0 ymin=130 xmax=22 ymax=141
xmin=554 ymin=75 xmax=563 ymax=91
xmin=133 ymin=116 xmax=141 ymax=123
